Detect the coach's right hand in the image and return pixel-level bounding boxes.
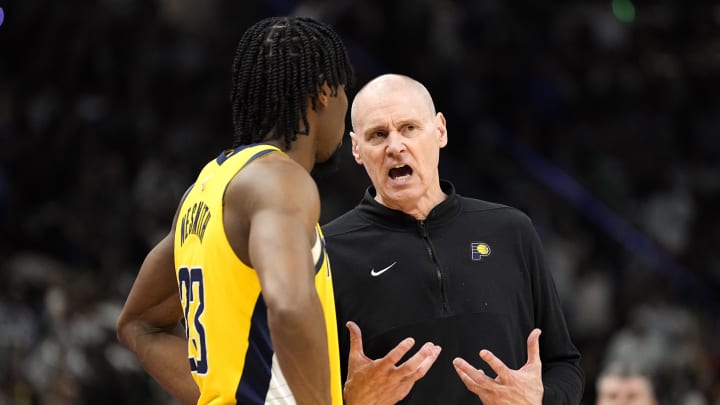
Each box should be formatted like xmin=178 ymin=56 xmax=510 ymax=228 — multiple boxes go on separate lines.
xmin=342 ymin=321 xmax=441 ymax=405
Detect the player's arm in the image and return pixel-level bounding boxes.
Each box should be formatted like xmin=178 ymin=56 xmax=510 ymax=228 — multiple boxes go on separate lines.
xmin=116 ymin=191 xmax=199 ymax=405
xmin=225 ymin=157 xmax=331 ymax=405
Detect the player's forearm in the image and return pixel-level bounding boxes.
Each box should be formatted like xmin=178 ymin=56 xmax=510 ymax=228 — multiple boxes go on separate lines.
xmin=119 ymin=322 xmax=200 ymax=405
xmin=268 ymin=299 xmax=332 ymax=405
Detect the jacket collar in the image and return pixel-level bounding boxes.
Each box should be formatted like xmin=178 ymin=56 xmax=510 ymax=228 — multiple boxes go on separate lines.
xmin=356 ymin=180 xmax=461 ymax=230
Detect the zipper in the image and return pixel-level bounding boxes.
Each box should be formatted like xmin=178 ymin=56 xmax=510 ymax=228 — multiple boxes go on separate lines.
xmin=418 ymin=220 xmax=450 ymax=315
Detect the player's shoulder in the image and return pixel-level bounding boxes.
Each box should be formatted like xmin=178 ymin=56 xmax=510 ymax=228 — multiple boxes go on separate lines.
xmin=227 ymin=151 xmax=320 ymax=215
xmin=238 ymin=152 xmax=316 ymax=194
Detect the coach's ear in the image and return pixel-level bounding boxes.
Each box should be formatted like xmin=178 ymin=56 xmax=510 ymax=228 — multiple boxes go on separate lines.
xmin=436 ymin=112 xmax=448 ymax=149
xmin=349 ymin=132 xmax=362 ymax=165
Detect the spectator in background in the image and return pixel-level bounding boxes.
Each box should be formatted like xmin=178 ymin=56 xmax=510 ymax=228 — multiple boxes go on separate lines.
xmin=596 ymin=362 xmax=658 ymax=405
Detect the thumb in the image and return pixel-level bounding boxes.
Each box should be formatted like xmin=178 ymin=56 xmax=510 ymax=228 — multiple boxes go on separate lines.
xmin=346 ymin=321 xmax=366 ymax=361
xmin=527 ymin=328 xmax=542 ymax=365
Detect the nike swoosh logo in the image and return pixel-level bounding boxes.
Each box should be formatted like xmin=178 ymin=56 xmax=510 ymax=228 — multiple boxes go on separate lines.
xmin=370 ymin=262 xmax=397 ymax=277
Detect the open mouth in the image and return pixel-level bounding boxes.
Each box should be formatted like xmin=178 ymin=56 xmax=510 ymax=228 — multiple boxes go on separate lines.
xmin=389 ymin=164 xmax=413 ymax=180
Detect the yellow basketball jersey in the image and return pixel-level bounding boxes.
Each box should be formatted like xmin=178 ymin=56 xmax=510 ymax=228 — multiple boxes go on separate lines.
xmin=173 ymin=144 xmax=342 ymax=405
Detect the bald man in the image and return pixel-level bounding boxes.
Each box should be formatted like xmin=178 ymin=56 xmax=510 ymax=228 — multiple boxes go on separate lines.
xmin=323 ymin=74 xmax=584 ymax=404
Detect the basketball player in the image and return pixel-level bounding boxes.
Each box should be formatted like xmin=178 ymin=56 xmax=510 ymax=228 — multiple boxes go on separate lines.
xmin=116 ymin=16 xmax=381 ymax=405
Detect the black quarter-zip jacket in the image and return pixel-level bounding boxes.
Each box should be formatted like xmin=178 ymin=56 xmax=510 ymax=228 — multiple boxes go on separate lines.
xmin=323 ymin=181 xmax=584 ymax=404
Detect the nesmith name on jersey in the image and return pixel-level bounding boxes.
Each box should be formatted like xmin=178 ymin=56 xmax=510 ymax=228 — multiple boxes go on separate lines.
xmin=179 ymin=200 xmax=212 ymax=246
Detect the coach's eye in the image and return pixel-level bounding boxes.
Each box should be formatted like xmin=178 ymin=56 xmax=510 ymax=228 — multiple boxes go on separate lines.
xmin=369 ymin=131 xmax=386 ymax=140
xmin=402 ymin=124 xmax=418 ymax=134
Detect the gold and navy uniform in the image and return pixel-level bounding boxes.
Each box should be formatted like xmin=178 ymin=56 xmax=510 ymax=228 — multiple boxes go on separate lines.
xmin=174 ymin=144 xmax=342 ymax=405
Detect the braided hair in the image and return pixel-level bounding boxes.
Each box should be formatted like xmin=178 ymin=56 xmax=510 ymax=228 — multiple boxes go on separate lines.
xmin=230 ymin=16 xmax=354 ymax=149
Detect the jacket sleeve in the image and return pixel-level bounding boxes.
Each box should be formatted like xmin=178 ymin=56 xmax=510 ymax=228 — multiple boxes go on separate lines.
xmin=521 ymin=216 xmax=585 ymax=405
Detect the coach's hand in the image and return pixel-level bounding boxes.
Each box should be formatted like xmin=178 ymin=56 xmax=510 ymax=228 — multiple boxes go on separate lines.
xmin=342 ymin=321 xmax=441 ymax=405
xmin=452 ymin=328 xmax=543 ymax=405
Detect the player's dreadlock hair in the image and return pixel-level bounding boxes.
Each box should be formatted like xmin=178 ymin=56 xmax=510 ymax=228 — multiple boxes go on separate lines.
xmin=230 ymin=16 xmax=354 ymax=149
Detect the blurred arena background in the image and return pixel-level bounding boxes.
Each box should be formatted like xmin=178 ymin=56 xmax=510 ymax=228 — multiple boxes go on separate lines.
xmin=1 ymin=0 xmax=719 ymax=403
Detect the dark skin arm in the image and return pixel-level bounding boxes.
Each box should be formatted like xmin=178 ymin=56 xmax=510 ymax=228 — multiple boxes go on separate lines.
xmin=228 ymin=154 xmax=332 ymax=404
xmin=115 ymin=196 xmax=200 ymax=405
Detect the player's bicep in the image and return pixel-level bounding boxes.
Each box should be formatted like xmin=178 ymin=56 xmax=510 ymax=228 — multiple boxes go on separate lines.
xmin=119 ymin=232 xmax=183 ymax=329
xmin=246 ymin=174 xmax=320 ymax=307
xmin=249 ymin=209 xmax=318 ymax=306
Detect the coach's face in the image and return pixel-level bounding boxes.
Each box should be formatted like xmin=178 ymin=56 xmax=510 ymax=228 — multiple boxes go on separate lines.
xmin=349 ymin=75 xmax=447 ymax=217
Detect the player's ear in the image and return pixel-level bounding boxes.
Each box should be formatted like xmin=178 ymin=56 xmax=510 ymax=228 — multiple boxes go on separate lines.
xmin=316 ymin=82 xmax=331 ymax=109
xmin=349 ymin=132 xmax=362 ymax=164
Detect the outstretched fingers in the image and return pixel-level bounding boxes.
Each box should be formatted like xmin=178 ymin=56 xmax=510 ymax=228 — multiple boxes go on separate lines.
xmin=453 ymin=330 xmax=545 ymax=404
xmin=479 ymin=349 xmax=511 ymax=382
xmin=377 ymin=336 xmax=418 ymax=368
xmin=396 ymin=342 xmax=441 ymax=380
xmin=346 ymin=321 xmax=439 ymax=377
xmin=343 ymin=322 xmax=441 ymax=405
xmin=453 ymin=357 xmax=493 ymax=390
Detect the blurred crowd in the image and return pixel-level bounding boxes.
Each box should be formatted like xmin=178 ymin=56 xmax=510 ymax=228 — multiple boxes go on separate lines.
xmin=1 ymin=1 xmax=718 ymax=404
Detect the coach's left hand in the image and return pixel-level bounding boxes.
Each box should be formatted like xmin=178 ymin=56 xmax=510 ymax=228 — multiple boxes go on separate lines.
xmin=452 ymin=328 xmax=543 ymax=405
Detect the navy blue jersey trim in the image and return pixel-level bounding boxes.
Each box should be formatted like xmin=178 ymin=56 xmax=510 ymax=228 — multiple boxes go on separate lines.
xmin=220 ymin=145 xmax=278 ymax=207
xmin=235 ymin=296 xmax=273 ymax=404
xmin=240 ymin=149 xmax=275 ymax=170
xmin=216 ymin=143 xmax=278 ymax=166
xmin=314 ymin=236 xmax=326 ymax=274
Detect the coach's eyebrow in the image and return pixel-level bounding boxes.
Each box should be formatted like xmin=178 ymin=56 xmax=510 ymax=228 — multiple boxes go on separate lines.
xmin=364 ymin=124 xmax=388 ymax=136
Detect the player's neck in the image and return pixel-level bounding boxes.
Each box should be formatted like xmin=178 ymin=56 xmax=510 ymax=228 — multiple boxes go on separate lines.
xmin=281 ymin=136 xmax=315 ymax=173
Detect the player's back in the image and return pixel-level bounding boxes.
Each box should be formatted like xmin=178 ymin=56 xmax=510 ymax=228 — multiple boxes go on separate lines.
xmin=173 ymin=143 xmax=342 ymax=405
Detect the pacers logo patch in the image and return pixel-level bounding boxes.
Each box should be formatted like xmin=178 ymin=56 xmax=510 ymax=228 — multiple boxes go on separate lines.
xmin=471 ymin=242 xmax=491 ymax=261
